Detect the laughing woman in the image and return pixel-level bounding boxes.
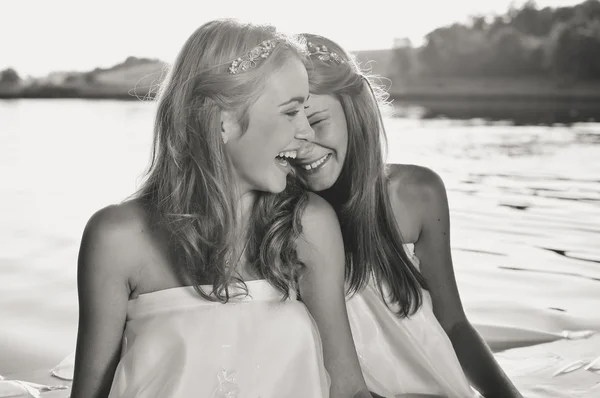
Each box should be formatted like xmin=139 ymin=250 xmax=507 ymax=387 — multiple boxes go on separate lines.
xmin=69 ymin=21 xmax=373 ymax=398
xmin=293 ymin=34 xmax=523 ymax=398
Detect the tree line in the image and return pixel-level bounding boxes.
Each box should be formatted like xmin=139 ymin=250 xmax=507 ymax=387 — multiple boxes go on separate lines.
xmin=3 ymin=1 xmax=600 ymax=87
xmin=394 ymin=0 xmax=600 ymax=80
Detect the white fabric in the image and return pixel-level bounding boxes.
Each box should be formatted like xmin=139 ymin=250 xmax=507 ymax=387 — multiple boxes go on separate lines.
xmin=347 ymin=244 xmax=481 ymax=398
xmin=0 ymin=374 xmax=68 ymax=398
xmin=107 ymin=280 xmax=330 ymax=398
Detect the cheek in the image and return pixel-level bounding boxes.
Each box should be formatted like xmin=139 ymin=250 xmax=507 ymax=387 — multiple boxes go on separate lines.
xmin=243 ymin=120 xmax=278 ymax=148
xmin=334 ymin=117 xmax=350 ymax=156
xmin=265 ymin=119 xmax=296 ymax=150
xmin=320 ymin=123 xmax=348 ymax=155
xmin=337 ymin=124 xmax=349 ymax=151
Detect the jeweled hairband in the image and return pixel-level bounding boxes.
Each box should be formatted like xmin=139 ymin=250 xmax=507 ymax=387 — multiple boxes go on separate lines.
xmin=307 ymin=41 xmax=345 ymax=65
xmin=227 ymin=38 xmax=345 ymax=75
xmin=228 ymin=38 xmax=279 ymax=75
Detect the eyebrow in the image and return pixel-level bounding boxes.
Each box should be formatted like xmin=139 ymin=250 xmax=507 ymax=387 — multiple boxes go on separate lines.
xmin=278 ymin=94 xmax=311 ymax=107
xmin=306 ymin=109 xmax=328 ymax=119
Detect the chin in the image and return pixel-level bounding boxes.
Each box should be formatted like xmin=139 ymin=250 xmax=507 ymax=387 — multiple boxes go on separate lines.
xmin=248 ymin=168 xmax=289 ymax=194
xmin=264 ymin=178 xmax=288 ymax=194
xmin=268 ymin=185 xmax=286 ymax=194
xmin=306 ymin=178 xmax=335 ymax=192
xmin=305 ymin=171 xmax=338 ymax=192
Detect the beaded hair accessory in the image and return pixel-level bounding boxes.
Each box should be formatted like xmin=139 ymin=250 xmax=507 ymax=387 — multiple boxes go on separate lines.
xmin=307 ymin=41 xmax=345 ymax=65
xmin=228 ymin=38 xmax=279 ymax=74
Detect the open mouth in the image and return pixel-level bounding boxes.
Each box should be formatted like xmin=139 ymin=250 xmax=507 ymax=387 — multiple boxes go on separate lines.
xmin=296 ymin=153 xmax=332 ymax=172
xmin=275 ymin=150 xmax=297 ymax=167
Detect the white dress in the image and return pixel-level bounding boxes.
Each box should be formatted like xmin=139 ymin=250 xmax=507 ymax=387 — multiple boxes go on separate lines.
xmin=107 ymin=280 xmax=330 ymax=398
xmin=347 ymin=244 xmax=481 ymax=398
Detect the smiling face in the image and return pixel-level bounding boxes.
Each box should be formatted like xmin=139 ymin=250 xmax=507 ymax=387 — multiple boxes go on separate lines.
xmin=223 ymin=56 xmax=311 ymax=194
xmin=294 ymin=94 xmax=348 ymax=191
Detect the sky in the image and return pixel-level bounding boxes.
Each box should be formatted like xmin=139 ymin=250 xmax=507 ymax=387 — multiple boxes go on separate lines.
xmin=0 ymin=0 xmax=585 ymax=77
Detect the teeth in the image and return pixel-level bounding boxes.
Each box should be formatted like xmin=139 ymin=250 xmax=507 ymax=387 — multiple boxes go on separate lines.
xmin=277 ymin=151 xmax=297 ymax=159
xmin=303 ymin=154 xmax=329 ymax=170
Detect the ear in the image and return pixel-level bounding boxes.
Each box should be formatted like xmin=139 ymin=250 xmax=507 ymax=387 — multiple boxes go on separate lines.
xmin=220 ymin=110 xmax=241 ymax=143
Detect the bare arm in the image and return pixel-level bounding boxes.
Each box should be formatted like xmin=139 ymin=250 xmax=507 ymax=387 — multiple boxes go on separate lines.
xmin=70 ymin=206 xmax=141 ymax=398
xmin=297 ymin=193 xmax=372 ymax=398
xmin=411 ymin=168 xmax=522 ymax=398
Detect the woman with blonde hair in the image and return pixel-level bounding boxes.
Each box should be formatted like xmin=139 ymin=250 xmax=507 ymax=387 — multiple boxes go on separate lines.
xmin=293 ymin=34 xmax=523 ymax=398
xmin=69 ymin=21 xmax=373 ymax=398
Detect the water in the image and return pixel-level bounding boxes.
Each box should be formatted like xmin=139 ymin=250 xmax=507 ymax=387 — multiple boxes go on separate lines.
xmin=1 ymin=99 xmax=599 ymax=375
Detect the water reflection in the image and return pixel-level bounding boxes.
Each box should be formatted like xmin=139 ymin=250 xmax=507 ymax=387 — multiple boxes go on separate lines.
xmin=395 ymin=100 xmax=600 ymax=127
xmin=1 ymin=99 xmax=599 ymax=372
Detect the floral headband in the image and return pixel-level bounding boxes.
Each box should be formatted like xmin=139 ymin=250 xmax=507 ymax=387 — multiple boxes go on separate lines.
xmin=307 ymin=41 xmax=345 ymax=65
xmin=227 ymin=38 xmax=346 ymax=75
xmin=228 ymin=38 xmax=279 ymax=74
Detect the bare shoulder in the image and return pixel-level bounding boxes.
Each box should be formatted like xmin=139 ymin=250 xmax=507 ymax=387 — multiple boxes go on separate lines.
xmin=71 ymin=200 xmax=153 ymax=397
xmin=78 ymin=199 xmax=154 ymax=290
xmin=387 ymin=164 xmax=447 ymax=203
xmin=301 ymin=191 xmax=338 ymax=228
xmin=297 ymin=192 xmax=343 ymax=265
xmin=82 ymin=199 xmax=151 ymax=253
xmin=386 ymin=164 xmax=449 ymax=240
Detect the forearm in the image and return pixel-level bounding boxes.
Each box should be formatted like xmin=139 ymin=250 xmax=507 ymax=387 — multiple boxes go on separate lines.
xmin=447 ymin=321 xmax=522 ymax=398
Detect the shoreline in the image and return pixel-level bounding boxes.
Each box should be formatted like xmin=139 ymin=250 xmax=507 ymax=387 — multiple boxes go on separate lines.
xmin=4 ymin=93 xmax=600 ymax=102
xmin=3 ymin=76 xmax=600 ymax=103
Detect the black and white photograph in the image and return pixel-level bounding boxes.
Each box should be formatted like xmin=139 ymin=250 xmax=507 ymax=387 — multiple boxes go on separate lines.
xmin=1 ymin=1 xmax=599 ymax=397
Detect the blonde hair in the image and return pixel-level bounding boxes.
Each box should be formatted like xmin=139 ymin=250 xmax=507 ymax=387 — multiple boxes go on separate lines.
xmin=302 ymin=33 xmax=427 ymax=317
xmin=137 ymin=19 xmax=309 ymax=301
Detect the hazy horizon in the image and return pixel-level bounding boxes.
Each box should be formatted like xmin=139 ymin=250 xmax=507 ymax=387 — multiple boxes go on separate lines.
xmin=2 ymin=0 xmax=586 ymax=77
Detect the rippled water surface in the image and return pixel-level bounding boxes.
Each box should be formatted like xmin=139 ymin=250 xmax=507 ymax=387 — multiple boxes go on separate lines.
xmin=1 ymin=99 xmax=599 ymax=374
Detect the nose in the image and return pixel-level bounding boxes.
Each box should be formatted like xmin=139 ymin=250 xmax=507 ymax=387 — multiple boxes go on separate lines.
xmin=294 ymin=112 xmax=315 ymax=142
xmin=296 ymin=141 xmax=315 ymax=160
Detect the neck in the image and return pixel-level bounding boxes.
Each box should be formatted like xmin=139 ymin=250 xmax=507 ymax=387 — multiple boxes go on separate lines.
xmin=230 ymin=174 xmax=259 ymax=228
xmin=236 ymin=190 xmax=257 ymax=227
xmin=319 ymin=177 xmax=347 ymax=210
xmin=225 ymin=188 xmax=256 ymax=276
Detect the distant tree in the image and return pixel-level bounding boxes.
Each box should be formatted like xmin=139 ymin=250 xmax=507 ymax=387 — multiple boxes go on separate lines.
xmin=574 ymin=0 xmax=600 ymax=22
xmin=525 ymin=41 xmax=547 ymax=74
xmin=419 ymin=31 xmax=444 ymax=76
xmin=419 ymin=24 xmax=489 ymax=76
xmin=391 ymin=47 xmax=413 ymax=77
xmin=552 ymin=5 xmax=576 ymax=25
xmin=84 ymin=72 xmax=96 ymax=84
xmin=508 ymin=1 xmax=542 ymax=36
xmin=488 ymin=15 xmax=510 ymax=37
xmin=470 ymin=15 xmax=488 ymax=31
xmin=64 ymin=74 xmax=79 ymax=84
xmin=414 ymin=0 xmax=600 ymax=79
xmin=547 ymin=18 xmax=600 ymax=79
xmin=0 ymin=68 xmax=21 ymax=84
xmin=488 ymin=26 xmax=528 ymax=75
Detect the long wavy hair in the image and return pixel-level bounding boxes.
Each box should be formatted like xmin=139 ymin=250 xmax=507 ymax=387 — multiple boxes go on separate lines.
xmin=135 ymin=19 xmax=309 ymax=302
xmin=302 ymin=33 xmax=427 ymax=317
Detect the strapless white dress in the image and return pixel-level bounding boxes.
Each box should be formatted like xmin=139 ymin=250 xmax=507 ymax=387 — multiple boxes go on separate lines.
xmin=347 ymin=244 xmax=481 ymax=398
xmin=107 ymin=280 xmax=330 ymax=398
